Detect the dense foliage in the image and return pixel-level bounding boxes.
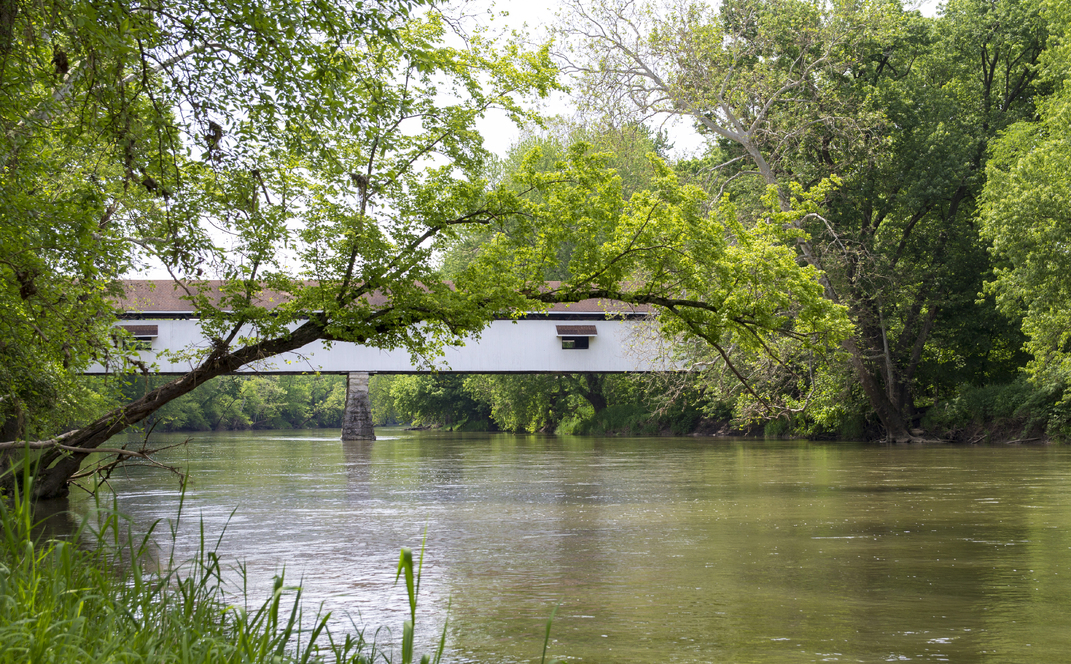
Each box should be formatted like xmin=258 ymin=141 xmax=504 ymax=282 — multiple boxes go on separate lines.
xmin=550 ymin=0 xmax=1053 ymax=441
xmin=0 ymin=0 xmax=428 ymax=436
xmin=2 ymin=0 xmax=573 ymax=497
xmin=981 ymin=1 xmax=1071 ymax=380
xmin=109 ymin=375 xmax=349 ymax=432
xmin=101 ymin=372 xmax=708 ymax=437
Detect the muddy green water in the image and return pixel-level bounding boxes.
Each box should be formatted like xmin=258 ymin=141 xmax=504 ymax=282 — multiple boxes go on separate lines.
xmin=67 ymin=429 xmax=1071 ymax=662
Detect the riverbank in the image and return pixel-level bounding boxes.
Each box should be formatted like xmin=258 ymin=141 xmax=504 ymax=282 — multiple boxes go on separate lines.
xmin=0 ymin=465 xmax=458 ymax=664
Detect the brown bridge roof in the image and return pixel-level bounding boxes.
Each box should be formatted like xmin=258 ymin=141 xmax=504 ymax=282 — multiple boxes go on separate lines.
xmin=115 ymin=280 xmax=651 ymax=316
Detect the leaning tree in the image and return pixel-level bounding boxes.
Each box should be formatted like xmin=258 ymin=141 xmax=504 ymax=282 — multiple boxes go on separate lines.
xmin=2 ymin=0 xmax=848 ymax=498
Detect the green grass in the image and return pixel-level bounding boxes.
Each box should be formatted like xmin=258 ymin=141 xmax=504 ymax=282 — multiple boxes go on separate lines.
xmin=0 ymin=461 xmax=421 ymax=663
xmin=0 ymin=458 xmax=563 ymax=663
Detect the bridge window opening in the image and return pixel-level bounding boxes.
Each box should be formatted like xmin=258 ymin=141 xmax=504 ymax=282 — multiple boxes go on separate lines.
xmin=115 ymin=324 xmax=158 ymax=351
xmin=556 ymin=324 xmax=596 ymax=350
xmin=561 ymin=336 xmax=589 ymax=350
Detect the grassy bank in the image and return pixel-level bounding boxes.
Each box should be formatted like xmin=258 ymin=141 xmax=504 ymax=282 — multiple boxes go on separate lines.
xmin=0 ymin=464 xmax=466 ymax=664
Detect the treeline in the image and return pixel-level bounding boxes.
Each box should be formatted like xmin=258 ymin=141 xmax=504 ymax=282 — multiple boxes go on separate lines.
xmin=105 ymin=375 xmax=350 ymax=432
xmin=97 ymin=370 xmax=1071 ymax=443
xmin=375 ymin=373 xmax=710 ymax=435
xmin=102 ymin=373 xmax=711 ymax=436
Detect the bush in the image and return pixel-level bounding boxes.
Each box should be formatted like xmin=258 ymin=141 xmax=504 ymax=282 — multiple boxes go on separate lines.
xmin=763 ymin=417 xmax=790 ymax=438
xmin=922 ymin=377 xmax=1071 ymax=441
xmin=570 ymin=404 xmax=655 ymax=436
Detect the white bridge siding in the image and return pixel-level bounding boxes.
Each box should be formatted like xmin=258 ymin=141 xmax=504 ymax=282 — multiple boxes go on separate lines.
xmin=89 ymin=316 xmax=667 ymax=375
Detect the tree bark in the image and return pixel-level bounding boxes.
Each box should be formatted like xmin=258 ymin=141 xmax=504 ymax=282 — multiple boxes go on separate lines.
xmin=32 ymin=319 xmax=330 ymax=499
xmin=0 ymin=406 xmax=24 ymax=494
xmin=842 ymin=336 xmax=914 ymax=443
xmin=579 ymin=373 xmax=608 ymax=414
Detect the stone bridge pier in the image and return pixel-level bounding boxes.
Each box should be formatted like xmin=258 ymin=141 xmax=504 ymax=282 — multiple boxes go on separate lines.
xmin=341 ymin=372 xmax=376 ymax=440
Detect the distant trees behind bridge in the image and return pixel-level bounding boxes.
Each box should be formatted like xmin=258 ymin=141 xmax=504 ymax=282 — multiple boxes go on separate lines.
xmin=93 ymin=373 xmax=718 ymax=437
xmin=88 ymin=368 xmax=1071 ymax=443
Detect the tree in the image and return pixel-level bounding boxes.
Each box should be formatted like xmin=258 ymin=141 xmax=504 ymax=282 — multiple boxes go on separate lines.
xmin=0 ymin=0 xmax=428 ymax=459
xmin=981 ymin=0 xmax=1071 ymax=383
xmin=437 ymin=120 xmax=675 ymax=434
xmin=454 ymin=144 xmax=850 ymax=415
xmin=440 ymin=118 xmax=672 ymax=280
xmin=4 ymin=7 xmax=565 ymax=498
xmin=102 ymin=374 xmax=348 ymax=431
xmin=391 ymin=374 xmax=493 ymax=429
xmin=462 ymin=373 xmax=608 ymax=433
xmin=554 ymin=0 xmax=1046 ymax=440
xmin=805 ymin=0 xmax=1045 ymax=438
xmin=368 ymin=375 xmax=402 ymax=426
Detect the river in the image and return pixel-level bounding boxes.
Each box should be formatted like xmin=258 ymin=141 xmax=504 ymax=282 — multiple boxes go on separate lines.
xmin=61 ymin=429 xmax=1071 ymax=662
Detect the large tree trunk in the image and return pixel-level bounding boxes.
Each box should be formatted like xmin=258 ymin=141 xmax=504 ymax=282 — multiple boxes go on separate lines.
xmin=842 ymin=337 xmax=915 ymax=443
xmin=0 ymin=406 xmax=24 ymax=494
xmin=32 ymin=319 xmax=330 ymax=499
xmin=578 ymin=374 xmax=608 ymax=414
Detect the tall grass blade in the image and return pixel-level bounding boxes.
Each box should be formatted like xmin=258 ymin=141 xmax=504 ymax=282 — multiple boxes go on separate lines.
xmin=395 ymin=546 xmax=417 ymax=621
xmin=541 ymin=603 xmax=561 ymax=664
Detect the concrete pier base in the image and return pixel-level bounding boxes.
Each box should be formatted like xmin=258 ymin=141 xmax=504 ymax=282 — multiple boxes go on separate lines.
xmin=341 ymin=372 xmax=376 ymax=440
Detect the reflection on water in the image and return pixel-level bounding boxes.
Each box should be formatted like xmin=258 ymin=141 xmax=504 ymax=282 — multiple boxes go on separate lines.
xmin=64 ymin=429 xmax=1071 ymax=662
